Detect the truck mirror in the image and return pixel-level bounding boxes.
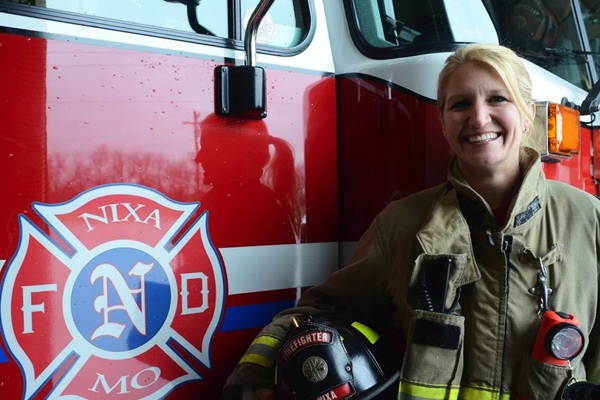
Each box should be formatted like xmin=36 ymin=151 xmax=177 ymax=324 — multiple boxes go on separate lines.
xmin=213 ymin=0 xmax=273 ymax=119
xmin=214 ymin=65 xmax=266 ymax=119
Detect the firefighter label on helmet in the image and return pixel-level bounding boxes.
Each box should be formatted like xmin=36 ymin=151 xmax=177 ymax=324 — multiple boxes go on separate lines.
xmin=275 ymin=313 xmax=400 ymax=400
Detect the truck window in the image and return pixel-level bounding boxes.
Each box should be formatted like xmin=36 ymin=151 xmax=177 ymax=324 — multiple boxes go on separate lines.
xmin=346 ymin=0 xmax=599 ymax=91
xmin=345 ymin=0 xmax=453 ymax=55
xmin=486 ymin=0 xmax=600 ymax=91
xmin=0 ymin=0 xmax=311 ymax=50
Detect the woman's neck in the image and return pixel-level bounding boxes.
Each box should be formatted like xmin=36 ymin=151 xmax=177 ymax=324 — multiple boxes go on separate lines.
xmin=459 ymin=162 xmax=523 ymax=211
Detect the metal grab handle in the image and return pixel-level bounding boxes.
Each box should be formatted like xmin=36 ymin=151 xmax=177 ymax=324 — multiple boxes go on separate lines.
xmin=244 ymin=0 xmax=275 ymax=66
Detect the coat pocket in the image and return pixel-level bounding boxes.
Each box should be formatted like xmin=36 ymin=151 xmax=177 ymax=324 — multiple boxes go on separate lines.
xmin=517 ymin=354 xmax=571 ymax=400
xmin=399 ymin=309 xmax=464 ymax=400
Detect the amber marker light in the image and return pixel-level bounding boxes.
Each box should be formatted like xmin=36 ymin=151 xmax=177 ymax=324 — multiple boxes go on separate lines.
xmin=547 ymin=103 xmax=580 ymax=156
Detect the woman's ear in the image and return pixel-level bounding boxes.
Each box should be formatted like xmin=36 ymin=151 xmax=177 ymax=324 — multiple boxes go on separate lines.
xmin=524 ymin=102 xmax=536 ymax=132
xmin=530 ymin=102 xmax=536 ymax=121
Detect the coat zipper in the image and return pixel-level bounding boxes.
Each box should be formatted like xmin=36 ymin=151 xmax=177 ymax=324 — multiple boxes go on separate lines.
xmin=500 ymin=235 xmax=513 ymax=396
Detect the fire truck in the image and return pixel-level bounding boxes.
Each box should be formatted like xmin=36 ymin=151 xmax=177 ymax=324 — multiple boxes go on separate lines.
xmin=0 ymin=0 xmax=598 ymax=398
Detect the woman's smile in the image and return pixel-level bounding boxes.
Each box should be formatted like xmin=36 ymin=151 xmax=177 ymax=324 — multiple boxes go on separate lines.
xmin=465 ymin=132 xmax=500 ymax=143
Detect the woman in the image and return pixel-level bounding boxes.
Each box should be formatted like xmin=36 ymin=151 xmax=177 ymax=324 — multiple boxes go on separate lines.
xmin=223 ymin=43 xmax=600 ymax=400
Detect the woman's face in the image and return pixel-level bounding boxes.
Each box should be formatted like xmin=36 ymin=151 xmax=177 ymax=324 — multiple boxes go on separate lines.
xmin=441 ymin=62 xmax=531 ymax=175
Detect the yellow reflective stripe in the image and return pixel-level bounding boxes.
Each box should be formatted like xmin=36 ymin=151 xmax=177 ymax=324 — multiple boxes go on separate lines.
xmin=238 ymin=335 xmax=281 ymax=368
xmin=351 ymin=321 xmax=380 ymax=344
xmin=399 ymin=380 xmax=460 ymax=400
xmin=399 ymin=381 xmax=513 ymax=400
xmin=250 ymin=335 xmax=280 ymax=349
xmin=239 ymin=353 xmax=272 ymax=368
xmin=459 ymin=387 xmax=511 ymax=400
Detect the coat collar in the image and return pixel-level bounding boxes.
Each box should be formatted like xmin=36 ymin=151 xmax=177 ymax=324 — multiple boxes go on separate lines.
xmin=416 ymin=184 xmax=480 ymax=286
xmin=447 ymin=146 xmax=546 ymax=230
xmin=415 ymin=147 xmax=546 ymax=286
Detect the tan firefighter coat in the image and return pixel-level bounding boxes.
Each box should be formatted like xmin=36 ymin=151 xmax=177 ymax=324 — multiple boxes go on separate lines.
xmin=224 ymin=147 xmax=600 ymax=400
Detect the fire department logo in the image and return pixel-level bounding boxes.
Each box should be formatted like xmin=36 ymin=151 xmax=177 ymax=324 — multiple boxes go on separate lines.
xmin=0 ymin=184 xmax=225 ymax=399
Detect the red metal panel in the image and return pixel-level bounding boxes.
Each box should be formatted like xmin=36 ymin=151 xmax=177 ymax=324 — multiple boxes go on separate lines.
xmin=0 ymin=31 xmax=337 ymax=399
xmin=337 ymin=75 xmax=451 ymax=241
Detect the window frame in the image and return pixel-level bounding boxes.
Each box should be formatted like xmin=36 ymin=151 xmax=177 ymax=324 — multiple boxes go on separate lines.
xmin=342 ymin=0 xmax=459 ymax=60
xmin=0 ymin=0 xmax=316 ymax=57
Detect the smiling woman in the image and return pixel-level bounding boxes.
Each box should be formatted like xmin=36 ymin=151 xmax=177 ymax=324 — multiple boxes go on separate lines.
xmin=223 ymin=43 xmax=600 ymax=400
xmin=437 ymin=45 xmax=536 ymax=211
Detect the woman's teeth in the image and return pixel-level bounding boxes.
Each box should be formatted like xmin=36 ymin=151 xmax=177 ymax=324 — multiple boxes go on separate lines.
xmin=467 ymin=132 xmax=498 ymax=143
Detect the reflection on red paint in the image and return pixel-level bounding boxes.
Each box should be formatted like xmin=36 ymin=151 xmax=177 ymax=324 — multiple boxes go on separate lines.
xmin=195 ymin=114 xmax=300 ymax=248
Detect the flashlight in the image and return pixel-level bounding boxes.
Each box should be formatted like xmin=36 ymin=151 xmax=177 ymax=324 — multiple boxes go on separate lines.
xmin=531 ymin=311 xmax=584 ymax=366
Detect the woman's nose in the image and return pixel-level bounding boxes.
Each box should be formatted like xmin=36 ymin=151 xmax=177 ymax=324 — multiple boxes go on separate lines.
xmin=469 ymin=102 xmax=492 ymax=127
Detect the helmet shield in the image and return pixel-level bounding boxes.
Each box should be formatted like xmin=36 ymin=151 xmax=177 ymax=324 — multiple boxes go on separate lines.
xmin=275 ymin=313 xmax=400 ymax=400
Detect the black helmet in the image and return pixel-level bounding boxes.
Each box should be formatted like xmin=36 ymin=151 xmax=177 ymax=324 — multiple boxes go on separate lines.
xmin=275 ymin=313 xmax=400 ymax=400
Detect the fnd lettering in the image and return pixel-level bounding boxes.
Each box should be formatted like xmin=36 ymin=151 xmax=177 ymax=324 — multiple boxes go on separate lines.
xmin=78 ymin=203 xmax=161 ymax=232
xmin=180 ymin=272 xmax=209 ymax=315
xmin=70 ymin=246 xmax=171 ymax=354
xmin=90 ymin=261 xmax=154 ymax=340
xmin=21 ymin=284 xmax=57 ymax=334
xmin=89 ymin=366 xmax=161 ymax=395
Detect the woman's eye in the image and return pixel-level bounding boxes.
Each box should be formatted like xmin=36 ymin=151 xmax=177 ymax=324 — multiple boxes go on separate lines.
xmin=489 ymin=95 xmax=507 ymax=103
xmin=448 ymin=100 xmax=468 ymax=110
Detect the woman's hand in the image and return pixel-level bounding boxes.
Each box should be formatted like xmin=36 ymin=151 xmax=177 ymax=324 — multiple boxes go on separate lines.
xmin=242 ymin=385 xmax=276 ymax=400
xmin=254 ymin=388 xmax=276 ymax=400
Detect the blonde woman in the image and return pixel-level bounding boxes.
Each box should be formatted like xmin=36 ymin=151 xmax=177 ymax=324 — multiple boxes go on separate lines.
xmin=224 ymin=43 xmax=600 ymax=400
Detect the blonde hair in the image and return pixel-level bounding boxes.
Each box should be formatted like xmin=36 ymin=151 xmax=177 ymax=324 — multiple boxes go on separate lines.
xmin=437 ymin=43 xmax=534 ymax=127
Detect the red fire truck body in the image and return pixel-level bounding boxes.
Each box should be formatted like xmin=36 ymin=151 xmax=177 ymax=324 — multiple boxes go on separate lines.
xmin=0 ymin=0 xmax=598 ymax=398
